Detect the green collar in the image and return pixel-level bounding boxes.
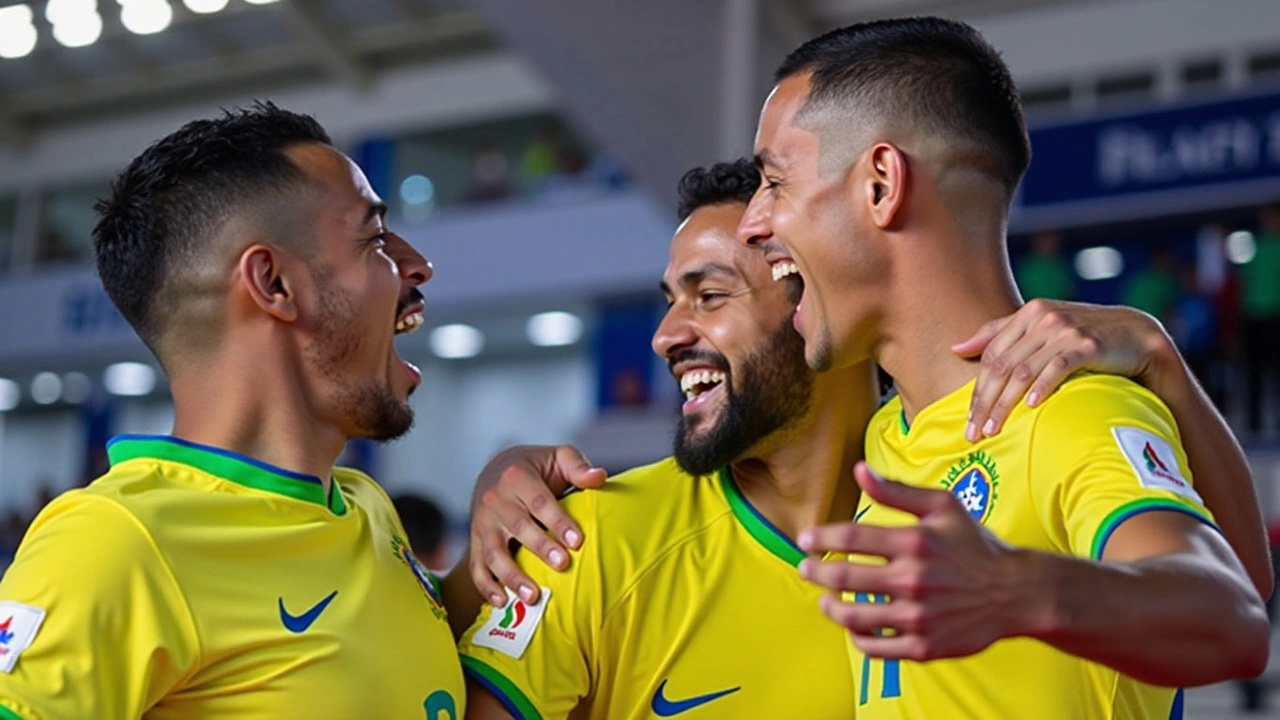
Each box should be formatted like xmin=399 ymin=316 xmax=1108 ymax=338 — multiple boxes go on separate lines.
xmin=106 ymin=435 xmax=347 ymax=515
xmin=719 ymin=467 xmax=806 ymax=567
xmin=899 ymin=409 xmax=910 ymax=435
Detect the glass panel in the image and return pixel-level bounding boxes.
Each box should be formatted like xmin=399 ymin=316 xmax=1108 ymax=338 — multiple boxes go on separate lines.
xmin=38 ymin=182 xmax=109 ymax=267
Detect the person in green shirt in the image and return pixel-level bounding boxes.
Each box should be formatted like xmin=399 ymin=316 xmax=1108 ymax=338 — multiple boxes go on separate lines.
xmin=1242 ymin=202 xmax=1280 ymax=433
xmin=1015 ymin=230 xmax=1075 ymax=301
xmin=1121 ymin=246 xmax=1178 ymax=322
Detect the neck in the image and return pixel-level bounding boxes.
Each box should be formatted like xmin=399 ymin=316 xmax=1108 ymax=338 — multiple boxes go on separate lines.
xmin=729 ymin=360 xmax=878 ymax=541
xmin=168 ymin=344 xmax=347 ymax=490
xmin=878 ymin=235 xmax=1021 ymax=423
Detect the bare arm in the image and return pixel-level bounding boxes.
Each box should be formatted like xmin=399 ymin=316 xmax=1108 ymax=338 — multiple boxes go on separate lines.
xmin=958 ymin=299 xmax=1273 ymax=598
xmin=465 ymin=680 xmax=518 ymax=720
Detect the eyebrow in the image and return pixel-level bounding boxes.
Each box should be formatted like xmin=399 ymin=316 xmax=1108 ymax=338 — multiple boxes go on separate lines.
xmin=659 ymin=262 xmax=740 ymax=295
xmin=362 ymin=201 xmax=388 ymax=227
xmin=754 ymin=149 xmax=782 ymax=172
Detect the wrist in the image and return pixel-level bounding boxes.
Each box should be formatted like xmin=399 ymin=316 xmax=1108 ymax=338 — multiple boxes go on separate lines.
xmin=1000 ymin=548 xmax=1063 ymax=641
xmin=1136 ymin=323 xmax=1183 ymax=393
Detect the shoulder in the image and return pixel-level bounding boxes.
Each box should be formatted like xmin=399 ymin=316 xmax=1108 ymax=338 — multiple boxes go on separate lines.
xmin=1031 ymin=374 xmax=1178 ymax=438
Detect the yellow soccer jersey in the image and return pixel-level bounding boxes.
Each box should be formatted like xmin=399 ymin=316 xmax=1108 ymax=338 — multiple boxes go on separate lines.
xmin=458 ymin=458 xmax=856 ymax=720
xmin=853 ymin=374 xmax=1215 ymax=720
xmin=0 ymin=435 xmax=464 ymax=720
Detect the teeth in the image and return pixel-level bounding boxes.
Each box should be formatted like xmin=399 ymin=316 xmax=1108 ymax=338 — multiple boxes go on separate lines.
xmin=395 ymin=312 xmax=425 ymax=334
xmin=771 ymin=262 xmax=799 ymax=282
xmin=679 ymin=369 xmax=727 ymax=395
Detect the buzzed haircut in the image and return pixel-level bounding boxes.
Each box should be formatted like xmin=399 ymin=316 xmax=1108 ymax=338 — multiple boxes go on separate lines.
xmin=92 ymin=101 xmax=331 ymax=359
xmin=675 ymin=158 xmax=761 ymax=221
xmin=776 ymin=17 xmax=1030 ymax=200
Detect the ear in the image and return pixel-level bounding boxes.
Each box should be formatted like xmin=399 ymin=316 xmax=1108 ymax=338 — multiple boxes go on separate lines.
xmin=863 ymin=142 xmax=908 ymax=229
xmin=238 ymin=245 xmax=299 ymax=323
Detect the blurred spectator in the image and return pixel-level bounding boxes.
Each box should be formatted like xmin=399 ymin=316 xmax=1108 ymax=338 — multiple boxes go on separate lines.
xmin=1171 ymin=262 xmax=1225 ymax=409
xmin=392 ymin=493 xmax=451 ymax=572
xmin=466 ymin=146 xmax=512 ymax=203
xmin=520 ymin=126 xmax=561 ymax=189
xmin=1242 ymin=202 xmax=1280 ymax=434
xmin=1121 ymin=246 xmax=1178 ymax=322
xmin=1015 ymin=231 xmax=1075 ymax=301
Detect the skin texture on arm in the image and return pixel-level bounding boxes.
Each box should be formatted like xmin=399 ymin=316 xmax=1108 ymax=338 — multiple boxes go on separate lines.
xmin=464 ymin=679 xmax=518 ymax=720
xmin=957 ymin=299 xmax=1273 ymax=599
xmin=799 ymin=464 xmax=1269 ymax=687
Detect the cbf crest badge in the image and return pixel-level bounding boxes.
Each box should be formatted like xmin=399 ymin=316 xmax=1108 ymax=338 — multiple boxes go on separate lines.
xmin=391 ymin=534 xmax=447 ymax=621
xmin=941 ymin=450 xmax=1000 ymax=524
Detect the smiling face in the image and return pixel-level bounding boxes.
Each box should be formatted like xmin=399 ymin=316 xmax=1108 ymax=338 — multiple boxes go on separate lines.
xmin=287 ymin=144 xmax=433 ymax=442
xmin=738 ymin=74 xmax=892 ymax=372
xmin=653 ymin=202 xmax=814 ymax=476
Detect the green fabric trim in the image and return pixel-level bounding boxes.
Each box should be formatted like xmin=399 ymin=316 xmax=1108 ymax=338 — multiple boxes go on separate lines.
xmin=460 ymin=656 xmax=542 ymax=720
xmin=0 ymin=704 xmax=26 ymax=720
xmin=107 ymin=436 xmax=344 ymax=514
xmin=898 ymin=409 xmax=910 ymax=435
xmin=1090 ymin=497 xmax=1215 ymax=560
xmin=720 ymin=467 xmax=806 ymax=567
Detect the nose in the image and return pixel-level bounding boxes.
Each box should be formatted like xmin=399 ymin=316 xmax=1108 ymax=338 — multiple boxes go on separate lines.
xmin=651 ymin=303 xmax=698 ymax=361
xmin=737 ymin=190 xmax=772 ymax=248
xmin=386 ymin=232 xmax=433 ymax=287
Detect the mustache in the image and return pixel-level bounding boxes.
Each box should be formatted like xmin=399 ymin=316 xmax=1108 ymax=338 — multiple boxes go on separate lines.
xmin=396 ymin=288 xmax=425 ymax=315
xmin=667 ymin=349 xmax=730 ymax=377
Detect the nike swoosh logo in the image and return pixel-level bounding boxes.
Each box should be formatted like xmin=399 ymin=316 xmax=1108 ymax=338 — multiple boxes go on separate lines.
xmin=651 ymin=679 xmax=740 ymax=716
xmin=279 ymin=590 xmax=338 ymax=633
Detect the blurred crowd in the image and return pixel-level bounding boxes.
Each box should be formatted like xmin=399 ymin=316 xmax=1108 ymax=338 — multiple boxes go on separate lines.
xmin=1015 ymin=202 xmax=1280 ymax=438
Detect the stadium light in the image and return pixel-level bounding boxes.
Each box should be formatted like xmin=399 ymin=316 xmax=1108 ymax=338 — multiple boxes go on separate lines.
xmin=243 ymin=0 xmax=279 ymax=4
xmin=526 ymin=311 xmax=583 ymax=347
xmin=1226 ymin=230 xmax=1257 ymax=265
xmin=120 ymin=0 xmax=173 ymax=35
xmin=429 ymin=324 xmax=484 ymax=359
xmin=104 ymin=362 xmax=157 ymax=396
xmin=0 ymin=378 xmax=19 ymax=412
xmin=183 ymin=0 xmax=228 ymax=12
xmin=0 ymin=5 xmax=38 ymax=59
xmin=47 ymin=0 xmax=103 ymax=48
xmin=1074 ymin=246 xmax=1124 ymax=281
xmin=62 ymin=372 xmax=92 ymax=404
xmin=30 ymin=372 xmax=63 ymax=405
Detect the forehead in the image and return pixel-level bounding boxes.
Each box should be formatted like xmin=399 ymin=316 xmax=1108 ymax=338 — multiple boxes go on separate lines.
xmin=286 ymin=143 xmax=382 ymax=219
xmin=666 ymin=203 xmax=769 ymax=284
xmin=755 ymin=74 xmax=815 ymax=161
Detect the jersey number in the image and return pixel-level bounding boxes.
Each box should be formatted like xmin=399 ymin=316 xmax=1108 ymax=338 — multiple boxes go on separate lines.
xmin=855 ymin=593 xmax=901 ymax=705
xmin=424 ymin=690 xmax=457 ymax=720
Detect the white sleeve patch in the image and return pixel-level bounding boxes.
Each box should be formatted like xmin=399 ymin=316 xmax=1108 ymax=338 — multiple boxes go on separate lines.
xmin=0 ymin=601 xmax=45 ymax=673
xmin=1111 ymin=426 xmax=1203 ymax=504
xmin=469 ymin=586 xmax=551 ymax=660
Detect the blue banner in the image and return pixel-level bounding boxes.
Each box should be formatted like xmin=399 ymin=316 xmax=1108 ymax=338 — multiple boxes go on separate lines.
xmin=1020 ymin=91 xmax=1280 ymax=211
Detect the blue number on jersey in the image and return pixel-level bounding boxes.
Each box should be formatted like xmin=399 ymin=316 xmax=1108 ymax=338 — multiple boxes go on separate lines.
xmin=855 ymin=593 xmax=902 ymax=705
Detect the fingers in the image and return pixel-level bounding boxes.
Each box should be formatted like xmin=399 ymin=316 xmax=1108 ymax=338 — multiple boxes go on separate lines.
xmin=478 ymin=538 xmax=541 ymax=605
xmin=951 ymin=316 xmax=1008 ymax=358
xmin=851 ymin=463 xmax=956 ymax=519
xmin=968 ymin=315 xmax=1047 ymax=442
xmin=553 ymin=445 xmax=608 ymax=493
xmin=799 ymin=557 xmax=910 ymax=597
xmin=818 ymin=595 xmax=928 ymax=640
xmin=467 ymin=534 xmax=511 ymax=608
xmin=478 ymin=483 xmax=571 ymax=570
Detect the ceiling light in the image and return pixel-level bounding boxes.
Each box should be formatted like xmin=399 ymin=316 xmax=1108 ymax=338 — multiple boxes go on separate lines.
xmin=429 ymin=324 xmax=484 ymax=359
xmin=0 ymin=5 xmax=38 ymax=59
xmin=30 ymin=372 xmax=62 ymax=405
xmin=119 ymin=0 xmax=173 ymax=35
xmin=242 ymin=0 xmax=279 ymax=4
xmin=104 ymin=362 xmax=157 ymax=396
xmin=526 ymin=311 xmax=583 ymax=347
xmin=62 ymin=372 xmax=92 ymax=404
xmin=47 ymin=0 xmax=103 ymax=48
xmin=1226 ymin=231 xmax=1257 ymax=265
xmin=183 ymin=0 xmax=228 ymax=12
xmin=0 ymin=378 xmax=19 ymax=412
xmin=400 ymin=174 xmax=436 ymax=206
xmin=1074 ymin=246 xmax=1124 ymax=281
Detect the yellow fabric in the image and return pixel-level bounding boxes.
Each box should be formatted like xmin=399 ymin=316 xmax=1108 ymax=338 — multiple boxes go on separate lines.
xmin=458 ymin=458 xmax=856 ymax=720
xmin=0 ymin=436 xmax=464 ymax=720
xmin=853 ymin=374 xmax=1215 ymax=720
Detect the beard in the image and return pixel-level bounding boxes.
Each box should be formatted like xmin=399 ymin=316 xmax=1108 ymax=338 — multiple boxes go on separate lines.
xmin=672 ymin=316 xmax=814 ymax=476
xmin=307 ymin=275 xmax=415 ymax=443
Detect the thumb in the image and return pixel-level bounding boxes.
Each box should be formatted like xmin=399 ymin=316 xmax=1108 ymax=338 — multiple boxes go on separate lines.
xmin=553 ymin=445 xmax=607 ymax=491
xmin=951 ymin=317 xmax=1007 ymax=358
xmin=855 ymin=462 xmax=950 ymax=519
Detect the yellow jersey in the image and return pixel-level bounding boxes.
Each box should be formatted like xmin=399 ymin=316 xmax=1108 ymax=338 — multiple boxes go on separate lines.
xmin=854 ymin=375 xmax=1215 ymax=720
xmin=0 ymin=434 xmax=464 ymax=720
xmin=458 ymin=458 xmax=856 ymax=720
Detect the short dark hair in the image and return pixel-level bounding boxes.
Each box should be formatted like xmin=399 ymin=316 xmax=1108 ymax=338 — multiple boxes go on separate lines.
xmin=93 ymin=101 xmax=331 ymax=356
xmin=392 ymin=494 xmax=448 ymax=559
xmin=675 ymin=158 xmax=761 ymax=221
xmin=776 ymin=17 xmax=1030 ymax=198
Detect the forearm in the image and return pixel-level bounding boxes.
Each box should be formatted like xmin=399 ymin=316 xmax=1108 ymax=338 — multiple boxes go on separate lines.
xmin=1141 ymin=341 xmax=1273 ymax=598
xmin=441 ymin=548 xmax=487 ymax=641
xmin=1014 ymin=548 xmax=1269 ymax=686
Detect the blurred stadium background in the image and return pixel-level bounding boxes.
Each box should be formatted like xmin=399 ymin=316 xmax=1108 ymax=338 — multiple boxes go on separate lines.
xmin=1 ymin=0 xmax=1280 ymax=715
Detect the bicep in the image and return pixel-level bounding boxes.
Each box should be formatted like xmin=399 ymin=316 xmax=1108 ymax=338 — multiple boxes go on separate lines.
xmin=1101 ymin=509 xmax=1237 ymax=569
xmin=465 ymin=679 xmax=519 ymax=720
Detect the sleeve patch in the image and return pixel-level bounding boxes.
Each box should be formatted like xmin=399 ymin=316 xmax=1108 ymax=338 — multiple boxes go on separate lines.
xmin=469 ymin=586 xmax=551 ymax=660
xmin=0 ymin=601 xmax=46 ymax=673
xmin=1111 ymin=426 xmax=1203 ymax=504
